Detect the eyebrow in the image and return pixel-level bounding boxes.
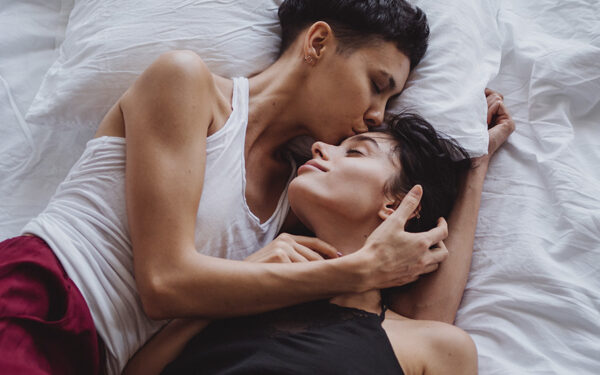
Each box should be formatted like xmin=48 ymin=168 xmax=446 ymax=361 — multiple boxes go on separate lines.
xmin=346 ymin=135 xmax=381 ymax=150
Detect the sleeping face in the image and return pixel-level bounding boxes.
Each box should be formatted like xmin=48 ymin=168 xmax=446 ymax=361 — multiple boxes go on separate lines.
xmin=288 ymin=132 xmax=400 ymax=234
xmin=297 ymin=23 xmax=411 ymax=145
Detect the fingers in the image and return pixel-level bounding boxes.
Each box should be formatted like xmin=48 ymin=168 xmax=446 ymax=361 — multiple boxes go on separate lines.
xmin=426 ymin=245 xmax=449 ymax=268
xmin=292 ymin=235 xmax=340 ymax=259
xmin=422 ymin=217 xmax=449 ymax=246
xmin=486 ymin=95 xmax=504 ymax=125
xmin=292 ymin=243 xmax=326 ymax=261
xmin=485 ymin=88 xmax=503 ymax=100
xmin=487 ymin=101 xmax=500 ymax=125
xmin=387 ymin=184 xmax=423 ymax=228
xmin=485 ymin=88 xmax=506 ymax=125
xmin=488 ymin=109 xmax=516 ymax=154
xmin=422 ymin=262 xmax=439 ymax=274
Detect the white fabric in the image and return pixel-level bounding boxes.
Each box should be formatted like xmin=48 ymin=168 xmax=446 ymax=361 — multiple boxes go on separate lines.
xmin=1 ymin=0 xmax=599 ymax=374
xmin=455 ymin=1 xmax=600 ymax=374
xmin=393 ymin=0 xmax=502 ymax=156
xmin=23 ymin=0 xmax=493 ymax=157
xmin=0 ymin=0 xmax=74 ymax=234
xmin=22 ymin=77 xmax=292 ymax=374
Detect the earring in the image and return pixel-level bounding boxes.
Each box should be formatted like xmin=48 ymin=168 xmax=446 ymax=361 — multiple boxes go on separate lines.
xmin=304 ymin=55 xmax=314 ymax=65
xmin=416 ymin=212 xmax=421 ymax=219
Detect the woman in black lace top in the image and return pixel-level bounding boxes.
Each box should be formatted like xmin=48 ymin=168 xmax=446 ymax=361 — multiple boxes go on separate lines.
xmin=123 ymin=93 xmax=515 ymax=375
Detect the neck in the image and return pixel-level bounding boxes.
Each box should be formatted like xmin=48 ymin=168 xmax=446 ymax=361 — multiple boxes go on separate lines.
xmin=245 ymin=55 xmax=313 ymax=160
xmin=312 ymin=214 xmax=380 ymax=256
xmin=312 ymin=217 xmax=384 ymax=314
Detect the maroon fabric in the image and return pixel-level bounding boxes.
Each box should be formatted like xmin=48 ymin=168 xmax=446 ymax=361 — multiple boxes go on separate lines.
xmin=0 ymin=236 xmax=105 ymax=375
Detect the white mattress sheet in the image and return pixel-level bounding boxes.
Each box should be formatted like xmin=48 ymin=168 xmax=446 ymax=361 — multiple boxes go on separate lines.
xmin=0 ymin=0 xmax=73 ymax=233
xmin=0 ymin=0 xmax=599 ymax=374
xmin=456 ymin=1 xmax=600 ymax=374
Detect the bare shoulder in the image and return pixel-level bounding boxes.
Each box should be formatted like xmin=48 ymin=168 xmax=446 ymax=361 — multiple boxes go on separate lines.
xmin=96 ymin=50 xmax=234 ymax=140
xmin=382 ymin=314 xmax=478 ymax=375
xmin=139 ymin=50 xmax=215 ymax=87
xmin=127 ymin=50 xmax=217 ymax=99
xmin=119 ymin=50 xmax=223 ymax=137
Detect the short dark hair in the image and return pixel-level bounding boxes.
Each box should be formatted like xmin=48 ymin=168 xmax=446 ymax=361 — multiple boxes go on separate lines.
xmin=278 ymin=0 xmax=430 ymax=69
xmin=376 ymin=113 xmax=471 ymax=232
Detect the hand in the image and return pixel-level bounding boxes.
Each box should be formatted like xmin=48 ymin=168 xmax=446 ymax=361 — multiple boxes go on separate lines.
xmin=356 ymin=185 xmax=449 ymax=289
xmin=245 ymin=233 xmax=340 ymax=263
xmin=474 ymin=88 xmax=516 ymax=168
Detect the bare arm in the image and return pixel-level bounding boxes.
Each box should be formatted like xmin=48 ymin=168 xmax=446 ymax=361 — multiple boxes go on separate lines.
xmin=389 ymin=165 xmax=487 ymax=323
xmin=124 ymin=50 xmax=450 ymax=321
xmin=122 ymin=236 xmax=335 ymax=375
xmin=122 ymin=319 xmax=209 ymax=375
xmin=390 ymin=89 xmax=515 ymax=323
xmin=122 ymin=50 xmax=358 ymax=319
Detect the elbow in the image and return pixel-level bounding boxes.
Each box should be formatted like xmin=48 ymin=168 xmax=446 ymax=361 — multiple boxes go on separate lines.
xmin=137 ymin=272 xmax=176 ymax=320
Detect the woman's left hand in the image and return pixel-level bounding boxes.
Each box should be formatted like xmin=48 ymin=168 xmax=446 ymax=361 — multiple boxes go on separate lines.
xmin=244 ymin=233 xmax=339 ymax=263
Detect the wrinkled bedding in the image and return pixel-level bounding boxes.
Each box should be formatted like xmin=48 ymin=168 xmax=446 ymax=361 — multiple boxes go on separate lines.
xmin=0 ymin=0 xmax=598 ymax=373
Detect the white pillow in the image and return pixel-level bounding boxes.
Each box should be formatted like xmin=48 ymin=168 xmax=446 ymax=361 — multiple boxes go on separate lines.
xmin=394 ymin=0 xmax=502 ymax=156
xmin=25 ymin=0 xmax=501 ymax=156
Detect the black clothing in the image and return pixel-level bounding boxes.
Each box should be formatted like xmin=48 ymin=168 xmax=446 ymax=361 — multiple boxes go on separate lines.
xmin=162 ymin=299 xmax=405 ymax=375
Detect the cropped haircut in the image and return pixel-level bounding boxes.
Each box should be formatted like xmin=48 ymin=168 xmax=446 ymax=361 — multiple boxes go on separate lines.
xmin=278 ymin=0 xmax=430 ymax=69
xmin=376 ymin=113 xmax=472 ymax=233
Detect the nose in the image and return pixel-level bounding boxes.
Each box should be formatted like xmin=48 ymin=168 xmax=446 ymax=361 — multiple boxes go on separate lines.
xmin=364 ymin=102 xmax=385 ymax=128
xmin=311 ymin=141 xmax=331 ymax=160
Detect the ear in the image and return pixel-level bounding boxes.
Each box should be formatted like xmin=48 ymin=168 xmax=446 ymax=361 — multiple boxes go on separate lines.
xmin=377 ymin=197 xmax=422 ymax=221
xmin=303 ymin=21 xmax=333 ymax=63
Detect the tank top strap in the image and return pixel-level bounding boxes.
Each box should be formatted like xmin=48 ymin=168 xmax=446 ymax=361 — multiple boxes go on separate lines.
xmin=228 ymin=76 xmax=249 ymax=141
xmin=379 ymin=299 xmax=388 ymax=322
xmin=231 ymin=77 xmax=249 ymax=120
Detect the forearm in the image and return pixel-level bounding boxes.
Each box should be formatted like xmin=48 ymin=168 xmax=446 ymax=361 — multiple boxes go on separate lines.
xmin=123 ymin=319 xmax=210 ymax=375
xmin=142 ymin=250 xmax=368 ymax=320
xmin=390 ymin=164 xmax=488 ymax=323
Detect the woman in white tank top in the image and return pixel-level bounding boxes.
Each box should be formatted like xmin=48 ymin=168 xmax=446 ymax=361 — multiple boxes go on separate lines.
xmin=0 ymin=1 xmax=506 ymax=374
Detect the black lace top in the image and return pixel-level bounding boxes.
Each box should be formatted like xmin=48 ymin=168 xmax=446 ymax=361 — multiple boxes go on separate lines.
xmin=161 ymin=299 xmax=405 ymax=375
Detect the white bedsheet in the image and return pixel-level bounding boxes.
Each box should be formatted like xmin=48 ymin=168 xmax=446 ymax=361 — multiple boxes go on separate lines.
xmin=1 ymin=0 xmax=599 ymax=373
xmin=456 ymin=1 xmax=600 ymax=373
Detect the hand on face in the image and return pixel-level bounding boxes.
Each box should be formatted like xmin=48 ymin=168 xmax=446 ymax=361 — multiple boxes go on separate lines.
xmin=355 ymin=185 xmax=450 ymax=289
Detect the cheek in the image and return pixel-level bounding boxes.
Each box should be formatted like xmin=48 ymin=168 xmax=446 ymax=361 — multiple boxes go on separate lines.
xmin=327 ymin=172 xmax=387 ymax=216
xmin=289 ymin=169 xmax=387 ymax=222
xmin=321 ymin=67 xmax=369 ymax=114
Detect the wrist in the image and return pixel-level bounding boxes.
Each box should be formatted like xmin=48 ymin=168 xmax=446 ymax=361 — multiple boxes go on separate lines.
xmin=336 ymin=251 xmax=373 ymax=293
xmin=470 ymin=154 xmax=490 ymax=173
xmin=465 ymin=159 xmax=489 ymax=183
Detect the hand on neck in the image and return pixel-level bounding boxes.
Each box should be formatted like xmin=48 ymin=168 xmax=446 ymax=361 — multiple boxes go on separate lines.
xmin=312 ymin=217 xmax=384 ymax=315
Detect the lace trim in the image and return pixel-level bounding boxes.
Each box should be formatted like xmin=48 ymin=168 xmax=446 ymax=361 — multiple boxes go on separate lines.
xmin=235 ymin=300 xmax=380 ymax=338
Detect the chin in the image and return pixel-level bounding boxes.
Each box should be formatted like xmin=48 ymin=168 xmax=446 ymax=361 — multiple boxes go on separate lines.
xmin=287 ymin=181 xmax=319 ymax=233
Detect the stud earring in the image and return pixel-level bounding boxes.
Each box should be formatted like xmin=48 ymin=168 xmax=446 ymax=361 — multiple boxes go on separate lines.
xmin=304 ymin=55 xmax=314 ymax=64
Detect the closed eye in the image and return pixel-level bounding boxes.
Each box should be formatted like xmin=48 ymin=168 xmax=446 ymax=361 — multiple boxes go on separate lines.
xmin=371 ymin=80 xmax=381 ymax=94
xmin=346 ymin=149 xmax=364 ymax=156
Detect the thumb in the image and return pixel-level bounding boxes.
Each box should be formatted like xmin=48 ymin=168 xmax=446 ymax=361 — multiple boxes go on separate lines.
xmin=388 ymin=185 xmax=423 ymax=229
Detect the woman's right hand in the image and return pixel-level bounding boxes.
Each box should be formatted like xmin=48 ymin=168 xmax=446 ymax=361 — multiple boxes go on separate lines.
xmin=353 ymin=185 xmax=449 ymax=289
xmin=245 ymin=234 xmax=340 ymax=263
xmin=473 ymin=88 xmax=516 ymax=168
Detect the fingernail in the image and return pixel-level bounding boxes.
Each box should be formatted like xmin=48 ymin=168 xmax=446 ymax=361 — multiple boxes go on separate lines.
xmin=337 ymin=252 xmax=343 ymax=257
xmin=411 ymin=185 xmax=423 ymax=197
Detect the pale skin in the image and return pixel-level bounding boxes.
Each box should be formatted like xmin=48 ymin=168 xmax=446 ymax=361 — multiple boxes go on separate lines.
xmin=94 ymin=21 xmax=451 ymax=321
xmin=122 ymin=91 xmax=515 ymax=375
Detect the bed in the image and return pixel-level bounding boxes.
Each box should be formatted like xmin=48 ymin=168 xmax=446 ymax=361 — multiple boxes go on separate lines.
xmin=1 ymin=0 xmax=598 ymax=373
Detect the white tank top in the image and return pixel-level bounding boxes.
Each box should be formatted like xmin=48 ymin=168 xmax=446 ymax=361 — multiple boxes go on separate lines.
xmin=22 ymin=77 xmax=293 ymax=375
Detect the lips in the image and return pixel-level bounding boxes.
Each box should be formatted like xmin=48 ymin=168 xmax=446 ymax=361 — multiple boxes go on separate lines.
xmin=302 ymin=160 xmax=328 ymax=172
